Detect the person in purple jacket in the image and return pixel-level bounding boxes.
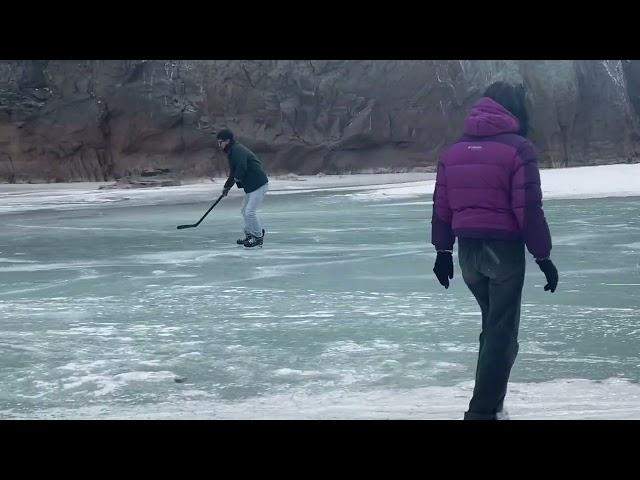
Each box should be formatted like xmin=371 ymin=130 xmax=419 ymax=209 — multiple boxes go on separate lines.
xmin=431 ymin=81 xmax=559 ymax=420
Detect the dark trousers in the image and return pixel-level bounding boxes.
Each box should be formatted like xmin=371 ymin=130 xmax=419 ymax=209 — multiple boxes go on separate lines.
xmin=458 ymin=237 xmax=526 ymax=420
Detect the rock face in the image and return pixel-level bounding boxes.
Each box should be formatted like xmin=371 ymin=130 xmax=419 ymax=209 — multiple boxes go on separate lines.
xmin=1 ymin=60 xmax=639 ymax=183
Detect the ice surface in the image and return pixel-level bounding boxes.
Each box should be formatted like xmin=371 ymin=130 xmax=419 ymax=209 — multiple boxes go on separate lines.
xmin=1 ymin=165 xmax=639 ymax=419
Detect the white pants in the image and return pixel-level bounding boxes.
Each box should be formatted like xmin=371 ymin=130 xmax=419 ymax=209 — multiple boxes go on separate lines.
xmin=241 ymin=183 xmax=268 ymax=237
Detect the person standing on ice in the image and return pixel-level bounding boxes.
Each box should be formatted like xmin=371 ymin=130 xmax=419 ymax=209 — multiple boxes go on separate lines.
xmin=430 ymin=81 xmax=559 ymax=420
xmin=216 ymin=129 xmax=269 ymax=248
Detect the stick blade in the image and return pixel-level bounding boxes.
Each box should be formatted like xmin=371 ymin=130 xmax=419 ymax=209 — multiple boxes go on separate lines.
xmin=176 ymin=224 xmax=196 ymax=230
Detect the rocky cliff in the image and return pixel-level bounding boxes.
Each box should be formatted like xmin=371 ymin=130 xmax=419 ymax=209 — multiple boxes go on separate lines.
xmin=1 ymin=60 xmax=639 ymax=183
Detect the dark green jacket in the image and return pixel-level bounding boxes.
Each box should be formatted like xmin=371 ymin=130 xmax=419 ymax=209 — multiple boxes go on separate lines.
xmin=223 ymin=142 xmax=269 ymax=193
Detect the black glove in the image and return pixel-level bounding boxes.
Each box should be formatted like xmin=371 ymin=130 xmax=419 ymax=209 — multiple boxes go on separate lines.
xmin=536 ymin=258 xmax=558 ymax=293
xmin=222 ymin=187 xmax=230 ymax=197
xmin=433 ymin=251 xmax=454 ymax=289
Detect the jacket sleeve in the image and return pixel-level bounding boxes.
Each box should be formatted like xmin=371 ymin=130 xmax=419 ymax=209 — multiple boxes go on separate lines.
xmin=431 ymin=159 xmax=455 ymax=251
xmin=223 ymin=157 xmax=235 ymax=190
xmin=510 ymin=140 xmax=552 ymax=259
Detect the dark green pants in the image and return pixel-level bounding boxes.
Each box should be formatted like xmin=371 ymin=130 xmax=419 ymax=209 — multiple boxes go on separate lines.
xmin=458 ymin=238 xmax=526 ymax=420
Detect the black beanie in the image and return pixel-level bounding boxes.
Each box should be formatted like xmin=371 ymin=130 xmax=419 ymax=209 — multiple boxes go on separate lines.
xmin=216 ymin=129 xmax=234 ymax=142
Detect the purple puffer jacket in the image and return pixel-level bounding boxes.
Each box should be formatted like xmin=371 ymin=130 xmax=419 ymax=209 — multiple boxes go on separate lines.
xmin=431 ymin=97 xmax=552 ymax=259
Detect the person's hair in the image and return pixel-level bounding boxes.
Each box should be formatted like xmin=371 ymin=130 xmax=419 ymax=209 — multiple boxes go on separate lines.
xmin=482 ymin=82 xmax=529 ymax=137
xmin=216 ymin=129 xmax=235 ymax=143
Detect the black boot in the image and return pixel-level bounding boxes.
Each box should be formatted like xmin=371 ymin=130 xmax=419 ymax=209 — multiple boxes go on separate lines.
xmin=243 ymin=229 xmax=265 ymax=248
xmin=237 ymin=229 xmax=264 ymax=245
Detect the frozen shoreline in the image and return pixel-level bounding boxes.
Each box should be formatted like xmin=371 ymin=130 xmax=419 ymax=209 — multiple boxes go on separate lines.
xmin=2 ymin=163 xmax=640 ymax=201
xmin=1 ymin=163 xmax=639 ymax=216
xmin=0 ymin=172 xmax=435 ymax=194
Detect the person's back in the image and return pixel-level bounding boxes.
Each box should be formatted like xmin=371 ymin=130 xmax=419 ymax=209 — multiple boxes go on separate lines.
xmin=433 ymin=95 xmax=550 ymax=259
xmin=430 ymin=82 xmax=558 ymax=420
xmin=227 ymin=142 xmax=268 ymax=194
